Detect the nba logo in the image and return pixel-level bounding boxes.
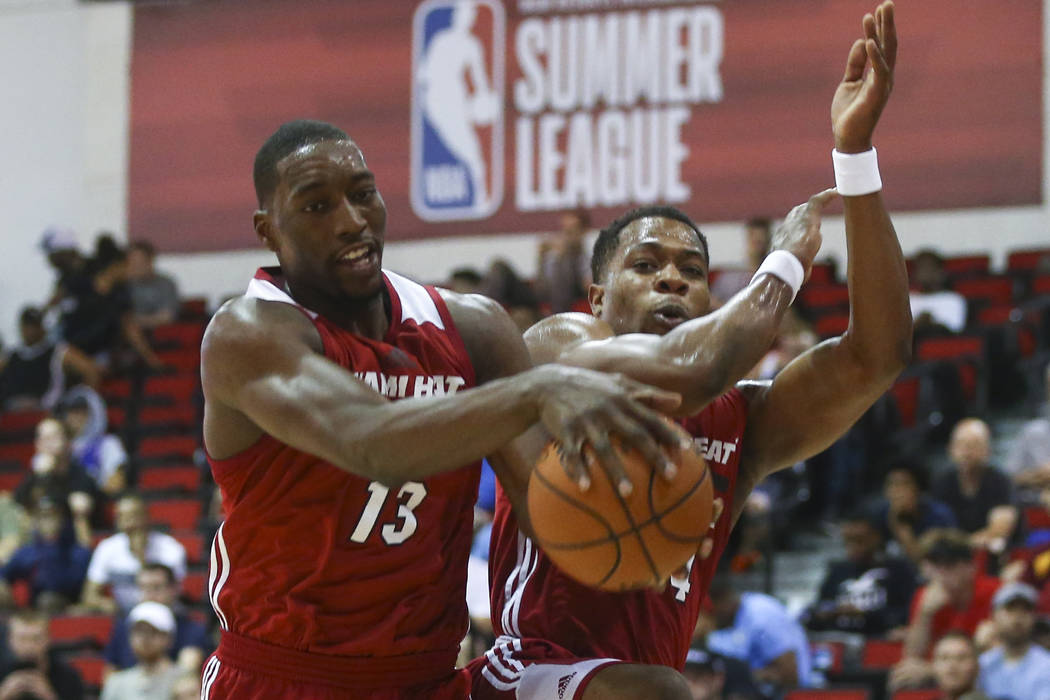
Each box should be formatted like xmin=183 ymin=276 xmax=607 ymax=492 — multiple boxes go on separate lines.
xmin=411 ymin=0 xmax=504 ymax=221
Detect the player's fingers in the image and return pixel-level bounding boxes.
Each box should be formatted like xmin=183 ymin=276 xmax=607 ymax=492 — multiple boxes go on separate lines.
xmin=624 ymin=398 xmax=693 ymax=453
xmin=808 ymin=187 xmax=839 ymax=210
xmin=581 ymin=422 xmax=632 ymax=497
xmin=609 ymin=408 xmax=680 ymax=481
xmin=867 ymin=38 xmax=891 ymax=82
xmin=696 ymin=537 xmax=715 ymax=560
xmin=880 ymin=1 xmax=898 ymax=69
xmin=842 ymin=38 xmax=867 ymax=82
xmin=709 ymin=497 xmax=725 ymax=530
xmin=557 ymin=436 xmax=591 ymax=491
xmin=862 ymin=12 xmax=876 ymax=43
xmin=618 ymin=375 xmax=682 ymax=415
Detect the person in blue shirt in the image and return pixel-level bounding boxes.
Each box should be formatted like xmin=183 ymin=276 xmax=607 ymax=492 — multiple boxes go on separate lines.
xmin=103 ymin=563 xmax=210 ymax=678
xmin=978 ymin=582 xmax=1050 ymax=700
xmin=705 ymin=576 xmax=813 ymax=697
xmin=0 ymin=497 xmax=90 ymax=613
xmin=873 ymin=461 xmax=957 ymax=564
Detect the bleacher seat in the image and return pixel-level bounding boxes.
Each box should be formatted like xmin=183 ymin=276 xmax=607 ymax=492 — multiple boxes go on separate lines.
xmin=156 ymin=348 xmax=202 ymax=372
xmin=143 ymin=373 xmax=199 ymax=404
xmin=182 ymin=570 xmax=208 ymax=602
xmin=1007 ymin=248 xmax=1050 ymax=272
xmin=174 ymin=530 xmax=206 ymax=565
xmin=941 ymin=254 xmax=990 ymax=276
xmin=800 ymin=284 xmax=850 ymax=310
xmin=891 ymin=691 xmax=940 ymax=700
xmin=106 ymin=406 xmax=126 ymax=430
xmin=889 ymin=376 xmax=921 ymax=428
xmin=152 ymin=321 xmax=205 ymax=349
xmin=861 ymin=639 xmax=904 ymax=669
xmin=0 ymin=410 xmax=45 ymax=435
xmin=1032 ymin=275 xmax=1050 ymax=295
xmin=0 ymin=471 xmax=22 ymax=491
xmin=1024 ymin=505 xmax=1050 ymax=531
xmin=49 ymin=615 xmax=113 ymax=649
xmin=785 ymin=690 xmax=869 ymax=700
xmin=0 ymin=443 xmax=33 ymax=464
xmin=179 ymin=298 xmax=209 ymax=320
xmin=99 ymin=378 xmax=132 ymax=402
xmin=148 ymin=498 xmax=202 ymax=530
xmin=815 ymin=313 xmax=850 ymax=338
xmin=137 ymin=435 xmax=198 ymax=461
xmin=139 ymin=465 xmax=201 ymax=493
xmin=810 ymin=640 xmax=845 ymax=675
xmin=137 ymin=404 xmax=196 ymax=430
xmin=66 ymin=652 xmax=105 ymax=690
xmin=809 ymin=262 xmax=835 ymax=285
xmin=952 ymin=276 xmax=1014 ymax=307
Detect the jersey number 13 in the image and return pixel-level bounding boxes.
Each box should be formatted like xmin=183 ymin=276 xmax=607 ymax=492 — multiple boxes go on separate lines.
xmin=349 ymin=481 xmax=428 ymax=545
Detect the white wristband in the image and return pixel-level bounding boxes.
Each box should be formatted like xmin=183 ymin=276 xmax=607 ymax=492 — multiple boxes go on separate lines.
xmin=751 ymin=250 xmax=804 ymax=303
xmin=832 ymin=147 xmax=882 ymax=196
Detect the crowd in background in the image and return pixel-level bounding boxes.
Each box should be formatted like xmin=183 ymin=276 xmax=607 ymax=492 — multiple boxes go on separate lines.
xmin=0 ymin=215 xmax=1048 ymax=699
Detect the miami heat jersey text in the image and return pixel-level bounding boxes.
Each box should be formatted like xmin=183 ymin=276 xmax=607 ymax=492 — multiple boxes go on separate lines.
xmin=206 ymin=268 xmax=479 ymax=684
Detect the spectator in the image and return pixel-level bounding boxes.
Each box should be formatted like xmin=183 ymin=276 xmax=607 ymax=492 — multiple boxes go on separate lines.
xmin=104 ymin=563 xmax=208 ymax=677
xmin=932 ymin=419 xmax=1019 ymax=552
xmin=1008 ymin=483 xmax=1050 ymax=614
xmin=978 ymin=582 xmax=1050 ymax=700
xmin=892 ymin=530 xmax=1000 ymax=689
xmin=0 ymin=609 xmax=83 ymax=700
xmin=60 ymin=236 xmax=163 ymax=371
xmin=81 ymin=495 xmax=186 ymax=615
xmin=930 ymin=632 xmax=991 ymax=700
xmin=535 ymin=209 xmax=591 ymax=313
xmin=59 ymin=388 xmax=128 ymax=495
xmin=0 ymin=498 xmax=90 ymax=614
xmin=874 ymin=461 xmax=957 ymax=564
xmin=38 ymin=226 xmax=86 ymax=314
xmin=706 ymin=577 xmax=813 ymax=695
xmin=909 ymin=249 xmax=968 ymax=334
xmin=1004 ymin=363 xmax=1050 ymax=490
xmin=681 ymin=646 xmax=759 ymax=700
xmin=0 ymin=494 xmax=27 ymax=567
xmin=0 ymin=306 xmax=100 ymax=412
xmin=444 ymin=267 xmax=483 ymax=295
xmin=100 ymin=602 xmax=183 ymax=700
xmin=126 ymin=240 xmax=179 ymax=329
xmin=170 ymin=672 xmax=202 ymax=700
xmin=480 ymin=259 xmax=543 ymax=331
xmin=710 ymin=217 xmax=772 ymax=304
xmin=13 ymin=417 xmax=97 ymax=547
xmin=803 ymin=508 xmax=917 ymax=636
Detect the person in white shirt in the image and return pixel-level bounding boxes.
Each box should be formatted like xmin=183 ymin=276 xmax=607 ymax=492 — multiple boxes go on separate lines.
xmin=80 ymin=495 xmax=186 ymax=614
xmin=909 ymin=250 xmax=968 ymax=334
xmin=978 ymin=582 xmax=1050 ymax=700
xmin=100 ymin=601 xmax=184 ymax=700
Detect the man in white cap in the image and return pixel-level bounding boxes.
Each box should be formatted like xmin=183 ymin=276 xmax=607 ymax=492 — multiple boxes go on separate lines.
xmin=100 ymin=601 xmax=183 ymax=700
xmin=978 ymin=582 xmax=1050 ymax=700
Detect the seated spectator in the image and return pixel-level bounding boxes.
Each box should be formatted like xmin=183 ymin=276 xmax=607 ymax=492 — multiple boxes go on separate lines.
xmin=60 ymin=236 xmax=163 ymax=371
xmin=481 ymin=259 xmax=543 ymax=331
xmin=0 ymin=306 xmax=100 ymax=412
xmin=1010 ymin=483 xmax=1050 ymax=613
xmin=535 ymin=209 xmax=591 ymax=313
xmin=59 ymin=388 xmax=128 ymax=495
xmin=0 ymin=498 xmax=90 ymax=614
xmin=100 ymin=602 xmax=183 ymax=700
xmin=126 ymin=240 xmax=179 ymax=329
xmin=978 ymin=582 xmax=1050 ymax=700
xmin=706 ymin=577 xmax=813 ymax=695
xmin=1004 ymin=363 xmax=1050 ymax=490
xmin=803 ymin=508 xmax=917 ymax=636
xmin=892 ymin=530 xmax=1000 ymax=689
xmin=930 ymin=632 xmax=991 ymax=700
xmin=873 ymin=461 xmax=957 ymax=564
xmin=443 ymin=267 xmax=483 ymax=295
xmin=38 ymin=226 xmax=86 ymax=314
xmin=81 ymin=495 xmax=186 ymax=615
xmin=171 ymin=672 xmax=202 ymax=700
xmin=0 ymin=494 xmax=28 ymax=567
xmin=104 ymin=563 xmax=208 ymax=677
xmin=909 ymin=249 xmax=968 ymax=334
xmin=13 ymin=417 xmax=98 ymax=547
xmin=0 ymin=610 xmax=83 ymax=700
xmin=710 ymin=217 xmax=772 ymax=305
xmin=681 ymin=646 xmax=760 ymax=700
xmin=933 ymin=419 xmax=1019 ymax=552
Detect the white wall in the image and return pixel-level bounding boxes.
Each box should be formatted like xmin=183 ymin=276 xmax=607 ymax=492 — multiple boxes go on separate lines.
xmin=1 ymin=0 xmax=1047 ymax=335
xmin=0 ymin=0 xmax=130 ymax=342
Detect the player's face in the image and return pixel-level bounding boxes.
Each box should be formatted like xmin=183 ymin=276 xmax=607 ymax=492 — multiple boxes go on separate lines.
xmin=592 ymin=218 xmax=710 ymax=336
xmin=260 ymin=140 xmax=387 ymax=302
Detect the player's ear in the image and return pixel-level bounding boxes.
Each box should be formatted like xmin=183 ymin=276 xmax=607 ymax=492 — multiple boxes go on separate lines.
xmin=588 ymin=283 xmax=604 ymax=318
xmin=254 ymin=211 xmax=278 ymax=253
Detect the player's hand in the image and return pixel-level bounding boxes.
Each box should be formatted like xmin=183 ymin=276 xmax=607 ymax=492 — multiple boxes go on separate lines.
xmin=771 ymin=189 xmax=838 ymax=276
xmin=831 ymin=1 xmax=896 ymax=153
xmin=532 ymin=365 xmax=687 ymax=494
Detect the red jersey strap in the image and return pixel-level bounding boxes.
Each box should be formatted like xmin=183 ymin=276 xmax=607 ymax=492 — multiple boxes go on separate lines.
xmin=217 ymin=631 xmax=460 ymax=689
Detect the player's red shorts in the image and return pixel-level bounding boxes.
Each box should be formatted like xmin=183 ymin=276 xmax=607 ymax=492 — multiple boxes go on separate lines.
xmin=201 ymin=631 xmax=471 ymax=699
xmin=467 ymin=636 xmax=622 ymax=700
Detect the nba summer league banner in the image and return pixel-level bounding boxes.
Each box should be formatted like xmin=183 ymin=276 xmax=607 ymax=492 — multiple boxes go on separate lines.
xmin=129 ymin=0 xmax=1040 ymax=253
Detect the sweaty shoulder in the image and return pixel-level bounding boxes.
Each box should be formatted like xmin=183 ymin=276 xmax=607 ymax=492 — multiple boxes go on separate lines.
xmin=438 ymin=289 xmax=532 ymax=383
xmin=523 ymin=312 xmax=613 ymax=365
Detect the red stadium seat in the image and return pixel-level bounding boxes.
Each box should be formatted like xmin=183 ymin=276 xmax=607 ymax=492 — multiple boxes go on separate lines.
xmin=1033 ymin=275 xmax=1050 ymax=295
xmin=915 ymin=336 xmax=984 ymax=361
xmin=800 ymin=284 xmax=850 ymax=310
xmin=106 ymin=406 xmax=126 ymax=430
xmin=137 ymin=435 xmax=198 ymax=460
xmin=815 ymin=313 xmax=850 ymax=338
xmin=785 ymin=690 xmax=869 ymax=700
xmin=891 ymin=691 xmax=940 ymax=700
xmin=179 ymin=298 xmax=209 ymax=320
xmin=49 ymin=615 xmax=113 ymax=649
xmin=890 ymin=376 xmax=921 ymax=428
xmin=0 ymin=471 xmax=22 ymax=492
xmin=152 ymin=321 xmax=205 ymax=349
xmin=148 ymin=499 xmax=202 ymax=531
xmin=67 ymin=653 xmax=105 ymax=689
xmin=1024 ymin=505 xmax=1050 ymax=531
xmin=99 ymin=378 xmax=132 ymax=402
xmin=952 ymin=277 xmax=1014 ymax=306
xmin=862 ymin=639 xmax=904 ymax=668
xmin=0 ymin=443 xmax=32 ymax=464
xmin=182 ymin=570 xmax=208 ymax=602
xmin=0 ymin=410 xmax=45 ymax=435
xmin=156 ymin=348 xmax=202 ymax=372
xmin=139 ymin=465 xmax=202 ymax=493
xmin=942 ymin=255 xmax=990 ymax=276
xmin=174 ymin=530 xmax=206 ymax=565
xmin=143 ymin=373 xmax=199 ymax=403
xmin=809 ymin=262 xmax=835 ymax=285
xmin=810 ymin=640 xmax=845 ymax=674
xmin=137 ymin=404 xmax=196 ymax=429
xmin=1007 ymin=248 xmax=1050 ymax=271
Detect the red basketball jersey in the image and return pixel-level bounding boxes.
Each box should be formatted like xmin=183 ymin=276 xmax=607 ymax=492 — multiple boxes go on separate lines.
xmin=486 ymin=388 xmax=750 ymax=670
xmin=207 ymin=267 xmax=479 ymax=684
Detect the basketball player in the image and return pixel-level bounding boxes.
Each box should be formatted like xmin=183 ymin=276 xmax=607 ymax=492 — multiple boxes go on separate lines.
xmin=196 ymin=120 xmax=690 ymax=699
xmin=472 ymin=3 xmax=908 ymax=698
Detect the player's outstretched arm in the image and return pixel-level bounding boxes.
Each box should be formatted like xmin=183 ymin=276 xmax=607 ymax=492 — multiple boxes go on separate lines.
xmin=736 ymin=1 xmax=910 ymax=506
xmin=525 ymin=191 xmax=832 ymax=417
xmin=201 ymin=294 xmax=684 ymax=488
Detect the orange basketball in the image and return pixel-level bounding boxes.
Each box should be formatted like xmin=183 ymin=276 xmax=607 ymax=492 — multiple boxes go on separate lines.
xmin=527 ymin=434 xmax=714 ymax=592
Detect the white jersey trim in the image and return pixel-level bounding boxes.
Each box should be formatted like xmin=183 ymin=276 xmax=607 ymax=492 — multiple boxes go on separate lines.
xmin=208 ymin=523 xmax=230 ymax=630
xmin=245 ymin=277 xmax=319 ymax=319
xmin=201 ymin=656 xmax=221 ymax=699
xmin=384 ymin=269 xmax=446 ymax=330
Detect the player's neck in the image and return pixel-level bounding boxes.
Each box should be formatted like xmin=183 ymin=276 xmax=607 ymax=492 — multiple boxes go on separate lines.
xmin=288 ymin=280 xmax=390 ymax=340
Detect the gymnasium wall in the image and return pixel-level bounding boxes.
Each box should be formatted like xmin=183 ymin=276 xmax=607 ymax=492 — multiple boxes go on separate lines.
xmin=1 ymin=0 xmax=1048 ymax=340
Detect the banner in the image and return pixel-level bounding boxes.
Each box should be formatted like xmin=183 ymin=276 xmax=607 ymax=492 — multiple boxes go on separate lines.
xmin=129 ymin=0 xmax=1042 ymax=252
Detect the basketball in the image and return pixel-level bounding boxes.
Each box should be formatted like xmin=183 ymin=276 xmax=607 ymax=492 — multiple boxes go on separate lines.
xmin=527 ymin=433 xmax=714 ymax=592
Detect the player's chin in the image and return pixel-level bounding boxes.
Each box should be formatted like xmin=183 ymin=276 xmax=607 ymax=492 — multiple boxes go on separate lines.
xmin=337 ymin=268 xmax=384 ymax=301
